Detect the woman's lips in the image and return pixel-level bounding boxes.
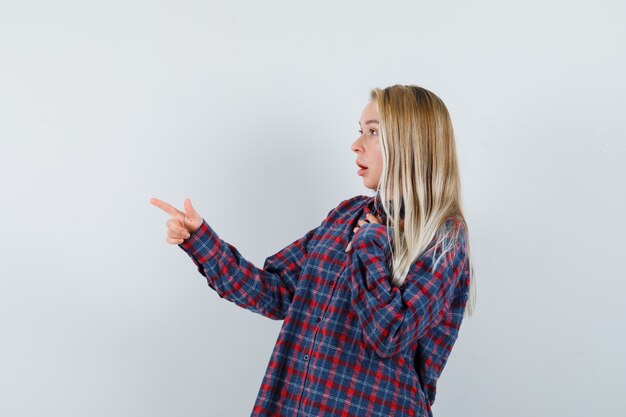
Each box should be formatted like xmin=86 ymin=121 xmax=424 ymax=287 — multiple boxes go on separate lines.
xmin=356 ymin=161 xmax=368 ymax=176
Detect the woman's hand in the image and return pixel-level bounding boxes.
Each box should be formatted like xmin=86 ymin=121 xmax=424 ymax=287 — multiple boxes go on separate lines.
xmin=150 ymin=197 xmax=203 ymax=244
xmin=345 ymin=213 xmax=382 ymax=253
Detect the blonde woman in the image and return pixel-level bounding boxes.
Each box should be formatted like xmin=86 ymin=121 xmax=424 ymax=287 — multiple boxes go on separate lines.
xmin=151 ymin=84 xmax=475 ymax=417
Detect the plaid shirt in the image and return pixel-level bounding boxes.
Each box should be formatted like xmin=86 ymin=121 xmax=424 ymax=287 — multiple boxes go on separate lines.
xmin=178 ymin=193 xmax=470 ymax=417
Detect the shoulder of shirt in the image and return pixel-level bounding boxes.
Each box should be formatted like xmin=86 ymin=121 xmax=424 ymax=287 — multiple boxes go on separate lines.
xmin=444 ymin=215 xmax=468 ymax=242
xmin=325 ymin=194 xmax=371 ymax=218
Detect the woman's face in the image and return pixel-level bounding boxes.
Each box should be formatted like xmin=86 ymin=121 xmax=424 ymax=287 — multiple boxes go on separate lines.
xmin=352 ymin=100 xmax=383 ymax=190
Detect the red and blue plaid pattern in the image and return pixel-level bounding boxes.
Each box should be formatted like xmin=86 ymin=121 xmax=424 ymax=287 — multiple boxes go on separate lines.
xmin=178 ymin=194 xmax=470 ymax=417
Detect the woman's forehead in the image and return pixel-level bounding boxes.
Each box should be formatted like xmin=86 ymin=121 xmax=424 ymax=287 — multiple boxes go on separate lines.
xmin=360 ymin=101 xmax=379 ymax=122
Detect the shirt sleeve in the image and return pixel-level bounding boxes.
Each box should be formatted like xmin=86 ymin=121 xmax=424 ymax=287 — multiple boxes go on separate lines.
xmin=346 ymin=221 xmax=468 ymax=358
xmin=177 ymin=208 xmax=334 ymax=321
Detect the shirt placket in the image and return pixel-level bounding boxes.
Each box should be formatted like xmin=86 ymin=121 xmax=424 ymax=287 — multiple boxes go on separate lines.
xmin=293 ymin=246 xmax=350 ymax=416
xmin=294 ymin=202 xmax=382 ymax=417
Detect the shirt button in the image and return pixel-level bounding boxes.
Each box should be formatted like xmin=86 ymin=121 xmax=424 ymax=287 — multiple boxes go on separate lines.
xmin=316 ymin=317 xmax=321 ymax=322
xmin=330 ymin=280 xmax=335 ymax=286
xmin=304 ymin=354 xmax=309 ymax=361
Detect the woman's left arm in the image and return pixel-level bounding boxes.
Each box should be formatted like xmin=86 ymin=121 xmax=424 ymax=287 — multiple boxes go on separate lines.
xmin=346 ymin=221 xmax=467 ymax=359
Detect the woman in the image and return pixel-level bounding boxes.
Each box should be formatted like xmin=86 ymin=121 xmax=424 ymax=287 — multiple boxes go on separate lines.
xmin=151 ymin=84 xmax=475 ymax=417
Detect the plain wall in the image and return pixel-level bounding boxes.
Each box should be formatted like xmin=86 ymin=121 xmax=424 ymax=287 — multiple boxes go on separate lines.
xmin=1 ymin=0 xmax=624 ymax=416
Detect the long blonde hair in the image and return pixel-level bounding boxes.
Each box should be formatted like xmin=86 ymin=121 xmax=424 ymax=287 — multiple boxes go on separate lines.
xmin=371 ymin=85 xmax=476 ymax=317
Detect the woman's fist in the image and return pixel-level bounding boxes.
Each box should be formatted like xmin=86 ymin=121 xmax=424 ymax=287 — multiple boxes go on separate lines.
xmin=150 ymin=197 xmax=203 ymax=244
xmin=345 ymin=212 xmax=382 ymax=252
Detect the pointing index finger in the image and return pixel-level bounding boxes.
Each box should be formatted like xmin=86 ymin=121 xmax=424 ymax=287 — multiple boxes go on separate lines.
xmin=150 ymin=197 xmax=181 ymax=218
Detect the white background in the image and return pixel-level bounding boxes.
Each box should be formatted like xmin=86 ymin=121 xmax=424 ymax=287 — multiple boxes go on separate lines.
xmin=1 ymin=1 xmax=624 ymax=416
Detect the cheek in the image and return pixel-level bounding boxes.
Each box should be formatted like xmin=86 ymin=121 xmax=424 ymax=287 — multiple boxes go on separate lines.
xmin=373 ymin=144 xmax=383 ymax=170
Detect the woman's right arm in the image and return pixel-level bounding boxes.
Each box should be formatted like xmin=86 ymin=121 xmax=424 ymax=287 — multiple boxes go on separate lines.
xmin=177 ymin=215 xmax=330 ymax=320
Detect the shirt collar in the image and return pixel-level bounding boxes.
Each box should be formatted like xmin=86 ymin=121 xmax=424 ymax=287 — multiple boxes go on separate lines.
xmin=366 ymin=192 xmax=405 ymax=221
xmin=363 ymin=192 xmax=386 ymax=220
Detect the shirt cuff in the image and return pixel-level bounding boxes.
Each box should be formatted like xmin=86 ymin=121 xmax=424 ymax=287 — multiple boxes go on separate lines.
xmin=178 ymin=218 xmax=221 ymax=262
xmin=352 ymin=222 xmax=393 ymax=253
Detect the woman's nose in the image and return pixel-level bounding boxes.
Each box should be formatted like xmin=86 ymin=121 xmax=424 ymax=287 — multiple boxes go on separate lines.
xmin=351 ymin=138 xmax=363 ymax=152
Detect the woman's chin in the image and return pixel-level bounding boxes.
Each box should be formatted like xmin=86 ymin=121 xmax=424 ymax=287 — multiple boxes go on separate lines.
xmin=362 ymin=180 xmax=376 ymax=191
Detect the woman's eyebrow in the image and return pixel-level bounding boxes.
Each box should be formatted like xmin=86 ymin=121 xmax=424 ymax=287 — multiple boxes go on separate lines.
xmin=358 ymin=120 xmax=379 ymax=125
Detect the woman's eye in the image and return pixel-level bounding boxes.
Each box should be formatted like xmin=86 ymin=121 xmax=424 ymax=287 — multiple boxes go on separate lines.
xmin=358 ymin=128 xmax=378 ymax=137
